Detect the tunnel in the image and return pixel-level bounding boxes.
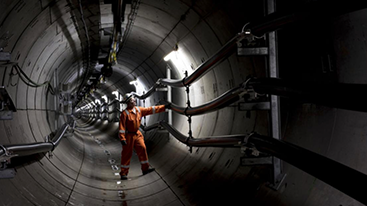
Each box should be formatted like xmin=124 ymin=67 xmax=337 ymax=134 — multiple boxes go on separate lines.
xmin=1 ymin=0 xmax=367 ymax=205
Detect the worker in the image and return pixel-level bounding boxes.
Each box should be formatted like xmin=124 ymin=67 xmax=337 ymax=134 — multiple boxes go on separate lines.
xmin=118 ymin=94 xmax=170 ymax=180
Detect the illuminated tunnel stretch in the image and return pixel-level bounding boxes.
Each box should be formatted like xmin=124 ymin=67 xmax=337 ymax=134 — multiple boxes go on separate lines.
xmin=1 ymin=0 xmax=367 ymax=205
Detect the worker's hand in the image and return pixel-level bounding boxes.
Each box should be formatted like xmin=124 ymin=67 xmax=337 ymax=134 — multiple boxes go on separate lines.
xmin=121 ymin=140 xmax=127 ymax=145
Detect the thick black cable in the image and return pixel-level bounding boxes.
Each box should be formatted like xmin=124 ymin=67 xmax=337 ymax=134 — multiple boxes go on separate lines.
xmin=13 ymin=64 xmax=55 ymax=95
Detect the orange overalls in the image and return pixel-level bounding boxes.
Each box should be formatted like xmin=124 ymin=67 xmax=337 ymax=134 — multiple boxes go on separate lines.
xmin=119 ymin=105 xmax=165 ymax=176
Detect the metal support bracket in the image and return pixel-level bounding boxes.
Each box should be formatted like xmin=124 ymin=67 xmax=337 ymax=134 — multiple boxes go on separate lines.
xmin=237 ymin=27 xmax=267 ymax=56
xmin=0 ymin=86 xmax=16 ymax=120
xmin=44 ymin=135 xmax=54 ymax=158
xmin=266 ymin=0 xmax=286 ymax=190
xmin=240 ymin=142 xmax=273 ymax=166
xmin=156 ymin=87 xmax=168 ymax=92
xmin=241 ymin=156 xmax=273 ymax=166
xmin=0 ymin=145 xmax=18 ymax=163
xmin=0 ymin=109 xmax=12 ymax=120
xmin=237 ymin=47 xmax=268 ymax=56
xmin=0 ymin=167 xmax=16 ymax=179
xmin=0 ymin=52 xmax=11 ymax=61
xmin=268 ymin=166 xmax=287 ymax=191
xmin=238 ymin=102 xmax=270 ymax=111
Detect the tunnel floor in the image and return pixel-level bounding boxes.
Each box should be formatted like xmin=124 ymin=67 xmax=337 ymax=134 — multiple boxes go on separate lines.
xmin=65 ymin=118 xmax=182 ymax=206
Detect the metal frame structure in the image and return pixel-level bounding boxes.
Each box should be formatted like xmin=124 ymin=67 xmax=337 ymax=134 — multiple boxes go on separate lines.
xmin=266 ymin=0 xmax=285 ymax=190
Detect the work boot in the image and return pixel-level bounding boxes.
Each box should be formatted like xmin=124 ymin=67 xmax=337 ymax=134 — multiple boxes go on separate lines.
xmin=120 ymin=171 xmax=128 ymax=180
xmin=142 ymin=166 xmax=155 ymax=175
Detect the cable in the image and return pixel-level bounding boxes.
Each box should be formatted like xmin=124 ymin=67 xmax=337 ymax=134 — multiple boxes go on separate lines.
xmin=118 ymin=0 xmax=141 ymax=53
xmin=241 ymin=22 xmax=265 ymax=39
xmin=15 ymin=65 xmax=49 ymax=87
xmin=13 ymin=64 xmax=55 ymax=95
xmin=102 ymin=3 xmax=193 ymax=93
xmin=242 ymin=22 xmax=250 ymax=33
xmin=75 ymin=0 xmax=91 ymax=99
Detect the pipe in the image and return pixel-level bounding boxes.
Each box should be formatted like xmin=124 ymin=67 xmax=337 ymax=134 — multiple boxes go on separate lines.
xmin=51 ymin=123 xmax=70 ymax=150
xmin=159 ymin=82 xmax=246 ymax=116
xmin=130 ymin=1 xmax=367 ymax=102
xmin=130 ymin=83 xmax=161 ymax=99
xmin=0 ymin=143 xmax=53 ymax=159
xmin=0 ymin=122 xmax=71 ymax=161
xmin=247 ymin=78 xmax=367 ymax=112
xmin=130 ymin=2 xmax=367 ymax=100
xmin=140 ymin=123 xmax=161 ymax=132
xmin=160 ymin=32 xmax=245 ymax=87
xmin=159 ymin=121 xmax=244 ymax=147
xmin=140 ymin=119 xmax=367 ymax=204
xmin=131 ymin=32 xmax=246 ymax=101
xmin=248 ymin=133 xmax=367 ymax=205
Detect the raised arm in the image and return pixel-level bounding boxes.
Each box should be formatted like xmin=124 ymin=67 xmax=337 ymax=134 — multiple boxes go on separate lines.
xmin=139 ymin=105 xmax=166 ymax=117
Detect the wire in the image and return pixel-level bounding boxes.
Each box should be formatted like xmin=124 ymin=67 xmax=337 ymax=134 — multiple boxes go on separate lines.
xmin=12 ymin=64 xmax=55 ymax=95
xmin=118 ymin=0 xmax=140 ymax=53
xmin=75 ymin=0 xmax=91 ymax=99
xmin=242 ymin=22 xmax=250 ymax=33
xmin=241 ymin=22 xmax=265 ymax=39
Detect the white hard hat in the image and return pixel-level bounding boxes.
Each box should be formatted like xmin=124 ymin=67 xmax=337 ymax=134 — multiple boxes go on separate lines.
xmin=123 ymin=93 xmax=133 ymax=103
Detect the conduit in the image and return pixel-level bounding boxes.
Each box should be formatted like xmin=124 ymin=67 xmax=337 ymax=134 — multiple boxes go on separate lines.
xmin=159 ymin=81 xmax=247 ymax=116
xmin=141 ymin=121 xmax=244 ymax=148
xmin=141 ymin=120 xmax=367 ymax=205
xmin=248 ymin=133 xmax=367 ymax=205
xmin=129 ymin=31 xmax=246 ymax=101
xmin=247 ymin=77 xmax=367 ymax=112
xmin=129 ymin=1 xmax=367 ymax=101
xmin=0 ymin=122 xmax=70 ymax=161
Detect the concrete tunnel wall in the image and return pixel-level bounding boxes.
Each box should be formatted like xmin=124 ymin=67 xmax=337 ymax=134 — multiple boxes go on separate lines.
xmin=1 ymin=0 xmax=367 ymax=205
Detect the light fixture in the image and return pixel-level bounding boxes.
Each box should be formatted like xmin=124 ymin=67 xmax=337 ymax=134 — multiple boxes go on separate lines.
xmin=129 ymin=80 xmax=137 ymax=86
xmin=129 ymin=78 xmax=145 ymax=94
xmin=101 ymin=95 xmax=108 ymax=103
xmin=164 ymin=51 xmax=175 ymax=61
xmin=112 ymin=90 xmax=119 ymax=100
xmin=163 ymin=46 xmax=192 ymax=78
xmin=164 ymin=44 xmax=179 ymax=61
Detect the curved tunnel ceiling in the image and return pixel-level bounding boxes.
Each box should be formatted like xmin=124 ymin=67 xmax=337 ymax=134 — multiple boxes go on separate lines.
xmin=1 ymin=0 xmax=367 ymax=205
